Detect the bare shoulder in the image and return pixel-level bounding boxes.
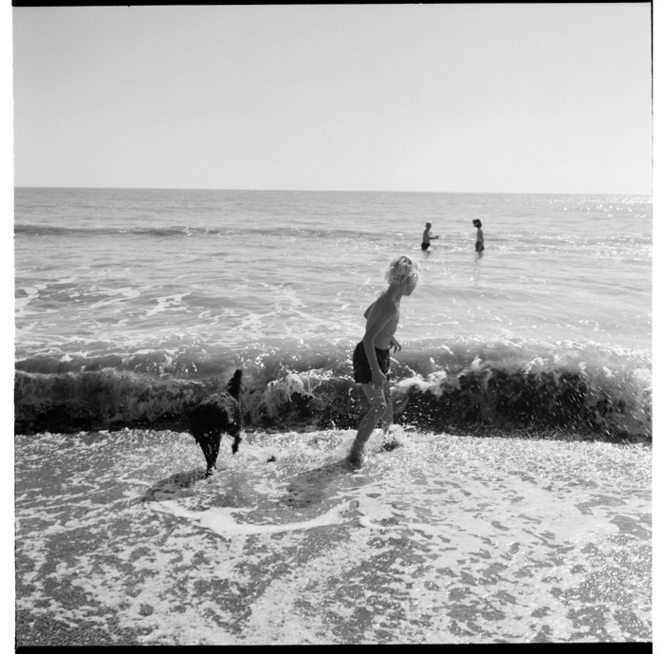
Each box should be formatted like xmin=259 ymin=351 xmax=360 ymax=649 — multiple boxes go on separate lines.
xmin=370 ymin=293 xmax=398 ymax=318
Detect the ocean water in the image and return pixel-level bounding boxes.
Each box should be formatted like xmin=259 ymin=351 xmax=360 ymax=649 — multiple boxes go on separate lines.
xmin=14 ymin=188 xmax=652 ymax=645
xmin=14 ymin=187 xmax=652 ymax=439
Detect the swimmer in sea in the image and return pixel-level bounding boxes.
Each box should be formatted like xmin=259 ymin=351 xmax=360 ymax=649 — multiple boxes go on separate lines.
xmin=421 ymin=222 xmax=440 ymax=250
xmin=473 ymin=219 xmax=484 ymax=253
xmin=348 ymin=255 xmax=421 ymax=466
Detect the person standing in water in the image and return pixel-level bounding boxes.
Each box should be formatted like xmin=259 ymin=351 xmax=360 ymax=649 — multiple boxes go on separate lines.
xmin=421 ymin=222 xmax=440 ymax=250
xmin=348 ymin=255 xmax=421 ymax=466
xmin=473 ymin=219 xmax=484 ymax=253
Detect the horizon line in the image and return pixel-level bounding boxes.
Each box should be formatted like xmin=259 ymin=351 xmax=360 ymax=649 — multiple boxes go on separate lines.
xmin=13 ymin=186 xmax=653 ymax=197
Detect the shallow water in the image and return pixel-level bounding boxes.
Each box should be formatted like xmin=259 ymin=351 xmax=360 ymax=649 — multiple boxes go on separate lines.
xmin=14 ymin=427 xmax=651 ymax=645
xmin=14 ymin=189 xmax=652 ymax=445
xmin=14 ymin=189 xmax=653 ymax=645
xmin=15 ymin=189 xmax=651 ymax=363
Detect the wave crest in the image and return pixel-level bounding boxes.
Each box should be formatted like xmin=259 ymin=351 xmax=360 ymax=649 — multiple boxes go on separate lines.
xmin=14 ymin=351 xmax=651 ymax=442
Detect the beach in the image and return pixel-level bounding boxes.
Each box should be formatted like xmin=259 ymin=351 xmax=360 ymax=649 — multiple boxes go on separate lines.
xmin=15 ymin=426 xmax=651 ymax=645
xmin=11 ymin=4 xmax=653 ymax=645
xmin=13 ymin=188 xmax=652 ymax=645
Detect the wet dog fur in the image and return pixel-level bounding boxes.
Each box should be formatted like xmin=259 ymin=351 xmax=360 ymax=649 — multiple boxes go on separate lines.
xmin=189 ymin=369 xmax=243 ymax=476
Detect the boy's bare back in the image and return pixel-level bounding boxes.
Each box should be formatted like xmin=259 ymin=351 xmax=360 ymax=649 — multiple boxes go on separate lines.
xmin=364 ymin=294 xmax=400 ymax=350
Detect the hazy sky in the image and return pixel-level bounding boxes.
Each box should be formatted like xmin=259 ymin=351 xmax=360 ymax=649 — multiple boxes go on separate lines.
xmin=12 ymin=4 xmax=653 ymax=194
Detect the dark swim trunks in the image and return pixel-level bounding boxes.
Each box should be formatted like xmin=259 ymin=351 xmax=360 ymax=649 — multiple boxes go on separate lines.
xmin=421 ymin=242 xmax=430 ymax=250
xmin=352 ymin=341 xmax=390 ymax=384
xmin=475 ymin=242 xmax=484 ymax=252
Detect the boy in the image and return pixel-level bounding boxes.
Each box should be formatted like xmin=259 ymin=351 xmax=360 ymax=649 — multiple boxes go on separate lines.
xmin=422 ymin=222 xmax=439 ymax=250
xmin=348 ymin=255 xmax=421 ymax=466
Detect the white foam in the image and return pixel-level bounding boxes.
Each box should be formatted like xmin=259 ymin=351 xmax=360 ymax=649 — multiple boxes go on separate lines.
xmin=144 ymin=292 xmax=192 ymax=318
xmin=87 ymin=287 xmax=141 ymax=310
xmin=153 ymin=499 xmax=350 ymax=536
xmin=14 ymin=428 xmax=652 ymax=645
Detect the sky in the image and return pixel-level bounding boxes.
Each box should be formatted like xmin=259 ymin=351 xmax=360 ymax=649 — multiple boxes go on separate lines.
xmin=10 ymin=3 xmax=654 ymax=195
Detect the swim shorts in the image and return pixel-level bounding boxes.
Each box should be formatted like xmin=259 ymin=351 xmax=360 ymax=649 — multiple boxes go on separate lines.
xmin=352 ymin=341 xmax=390 ymax=384
xmin=475 ymin=242 xmax=484 ymax=252
xmin=421 ymin=242 xmax=430 ymax=250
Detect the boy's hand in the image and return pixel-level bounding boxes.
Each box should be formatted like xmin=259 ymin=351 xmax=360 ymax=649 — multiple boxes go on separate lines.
xmin=372 ymin=371 xmax=388 ymax=390
xmin=390 ymin=337 xmax=401 ymax=352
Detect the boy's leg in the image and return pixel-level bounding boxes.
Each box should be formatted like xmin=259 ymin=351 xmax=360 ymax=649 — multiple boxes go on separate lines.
xmin=348 ymin=384 xmax=386 ymax=464
xmin=380 ymin=388 xmax=394 ymax=434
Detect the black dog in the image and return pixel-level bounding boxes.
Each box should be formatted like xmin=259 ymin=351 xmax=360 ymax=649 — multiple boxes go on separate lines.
xmin=189 ymin=369 xmax=243 ymax=476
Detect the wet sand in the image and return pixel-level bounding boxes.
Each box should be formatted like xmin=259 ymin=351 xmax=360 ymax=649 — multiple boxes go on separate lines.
xmin=14 ymin=428 xmax=651 ymax=645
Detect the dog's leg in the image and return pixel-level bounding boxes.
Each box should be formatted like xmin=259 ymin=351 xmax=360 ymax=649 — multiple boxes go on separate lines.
xmin=231 ymin=433 xmax=242 ymax=454
xmin=200 ymin=431 xmax=222 ymax=475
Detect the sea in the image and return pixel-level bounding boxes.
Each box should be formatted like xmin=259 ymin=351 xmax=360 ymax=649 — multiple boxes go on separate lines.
xmin=13 ymin=188 xmax=652 ymax=645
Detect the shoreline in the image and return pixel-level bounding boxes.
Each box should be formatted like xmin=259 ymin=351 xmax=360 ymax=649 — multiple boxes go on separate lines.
xmin=15 ymin=427 xmax=651 ymax=645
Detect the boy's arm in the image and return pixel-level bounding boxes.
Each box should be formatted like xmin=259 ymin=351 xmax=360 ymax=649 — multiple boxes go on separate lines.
xmin=362 ymin=301 xmax=395 ymax=387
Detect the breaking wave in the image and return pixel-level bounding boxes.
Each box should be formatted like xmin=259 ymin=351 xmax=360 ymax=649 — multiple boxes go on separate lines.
xmin=14 ymin=337 xmax=651 ymax=443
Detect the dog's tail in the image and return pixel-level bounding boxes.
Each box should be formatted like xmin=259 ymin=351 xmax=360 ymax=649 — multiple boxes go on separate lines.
xmin=227 ymin=368 xmax=243 ymax=401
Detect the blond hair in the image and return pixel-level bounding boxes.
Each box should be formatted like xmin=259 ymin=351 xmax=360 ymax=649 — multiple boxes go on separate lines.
xmin=385 ymin=255 xmax=421 ymax=286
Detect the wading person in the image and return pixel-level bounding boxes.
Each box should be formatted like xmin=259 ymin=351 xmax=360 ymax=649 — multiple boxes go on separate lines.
xmin=348 ymin=255 xmax=421 ymax=465
xmin=473 ymin=219 xmax=484 ymax=253
xmin=421 ymin=222 xmax=439 ymax=250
